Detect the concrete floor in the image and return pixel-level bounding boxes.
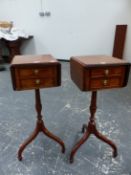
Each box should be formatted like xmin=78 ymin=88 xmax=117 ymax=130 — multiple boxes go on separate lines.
xmin=0 ymin=61 xmax=131 ymax=175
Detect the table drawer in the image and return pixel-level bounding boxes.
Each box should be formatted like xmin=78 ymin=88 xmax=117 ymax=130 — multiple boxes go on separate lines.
xmin=10 ymin=55 xmax=61 ymax=91
xmin=20 ymin=78 xmax=56 ymax=90
xmin=90 ymin=66 xmax=124 ymax=78
xmin=18 ymin=67 xmax=56 ymax=79
xmin=89 ymin=77 xmax=122 ymax=90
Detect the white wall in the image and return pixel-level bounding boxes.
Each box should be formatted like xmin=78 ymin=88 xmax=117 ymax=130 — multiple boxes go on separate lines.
xmin=0 ymin=0 xmax=130 ymax=61
xmin=123 ymin=1 xmax=131 ymax=61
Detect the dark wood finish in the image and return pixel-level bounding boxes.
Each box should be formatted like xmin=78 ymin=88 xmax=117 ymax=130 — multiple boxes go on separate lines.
xmin=10 ymin=55 xmax=61 ymax=90
xmin=10 ymin=55 xmax=65 ymax=160
xmin=18 ymin=89 xmax=65 ymax=161
xmin=70 ymin=91 xmax=117 ymax=163
xmin=69 ymin=55 xmax=130 ymax=163
xmin=70 ymin=55 xmax=130 ymax=91
xmin=1 ymin=35 xmax=33 ymax=63
xmin=112 ymin=25 xmax=127 ymax=59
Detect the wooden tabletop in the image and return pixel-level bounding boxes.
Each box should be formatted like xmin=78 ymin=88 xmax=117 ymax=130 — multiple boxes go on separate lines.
xmin=70 ymin=55 xmax=130 ymax=67
xmin=11 ymin=54 xmax=59 ymax=66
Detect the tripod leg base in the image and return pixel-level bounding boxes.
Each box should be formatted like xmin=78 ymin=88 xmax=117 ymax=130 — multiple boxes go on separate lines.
xmin=18 ymin=127 xmax=39 ymax=161
xmin=94 ymin=129 xmax=118 ymax=158
xmin=69 ymin=122 xmax=117 ymax=163
xmin=70 ymin=130 xmax=90 ymax=163
xmin=42 ymin=126 xmax=65 ymax=153
xmin=18 ymin=120 xmax=65 ymax=161
xmin=70 ymin=91 xmax=117 ymax=163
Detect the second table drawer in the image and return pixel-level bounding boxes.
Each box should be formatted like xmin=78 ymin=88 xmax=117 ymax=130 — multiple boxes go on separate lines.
xmin=89 ymin=77 xmax=122 ymax=90
xmin=19 ymin=78 xmax=56 ymax=90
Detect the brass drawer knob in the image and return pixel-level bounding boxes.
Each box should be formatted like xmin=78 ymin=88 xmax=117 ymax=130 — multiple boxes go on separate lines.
xmin=103 ymin=79 xmax=108 ymax=86
xmin=105 ymin=69 xmax=109 ymax=75
xmin=34 ymin=69 xmax=39 ymax=74
xmin=35 ymin=79 xmax=40 ymax=84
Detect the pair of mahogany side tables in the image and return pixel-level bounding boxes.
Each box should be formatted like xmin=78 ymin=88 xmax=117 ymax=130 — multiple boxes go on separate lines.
xmin=10 ymin=54 xmax=130 ymax=163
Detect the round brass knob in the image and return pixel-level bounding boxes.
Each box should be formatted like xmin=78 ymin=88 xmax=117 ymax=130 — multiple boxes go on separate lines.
xmin=105 ymin=69 xmax=109 ymax=76
xmin=103 ymin=79 xmax=108 ymax=86
xmin=34 ymin=69 xmax=39 ymax=74
xmin=35 ymin=79 xmax=40 ymax=85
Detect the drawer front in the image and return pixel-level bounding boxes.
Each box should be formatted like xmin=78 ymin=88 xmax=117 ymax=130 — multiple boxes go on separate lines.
xmin=12 ymin=66 xmax=60 ymax=90
xmin=89 ymin=77 xmax=122 ymax=90
xmin=18 ymin=67 xmax=56 ymax=79
xmin=20 ymin=78 xmax=56 ymax=90
xmin=90 ymin=66 xmax=124 ymax=78
xmin=84 ymin=65 xmax=127 ymax=90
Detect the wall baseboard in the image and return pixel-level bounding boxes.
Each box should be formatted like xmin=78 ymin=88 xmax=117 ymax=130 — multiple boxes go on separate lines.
xmin=58 ymin=59 xmax=70 ymax=62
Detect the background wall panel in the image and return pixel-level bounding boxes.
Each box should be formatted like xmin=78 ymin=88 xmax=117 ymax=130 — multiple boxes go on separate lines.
xmin=0 ymin=0 xmax=130 ymax=61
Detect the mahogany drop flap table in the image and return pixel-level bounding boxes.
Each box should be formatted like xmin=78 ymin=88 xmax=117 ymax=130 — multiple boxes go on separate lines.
xmin=10 ymin=55 xmax=65 ymax=160
xmin=70 ymin=55 xmax=130 ymax=163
